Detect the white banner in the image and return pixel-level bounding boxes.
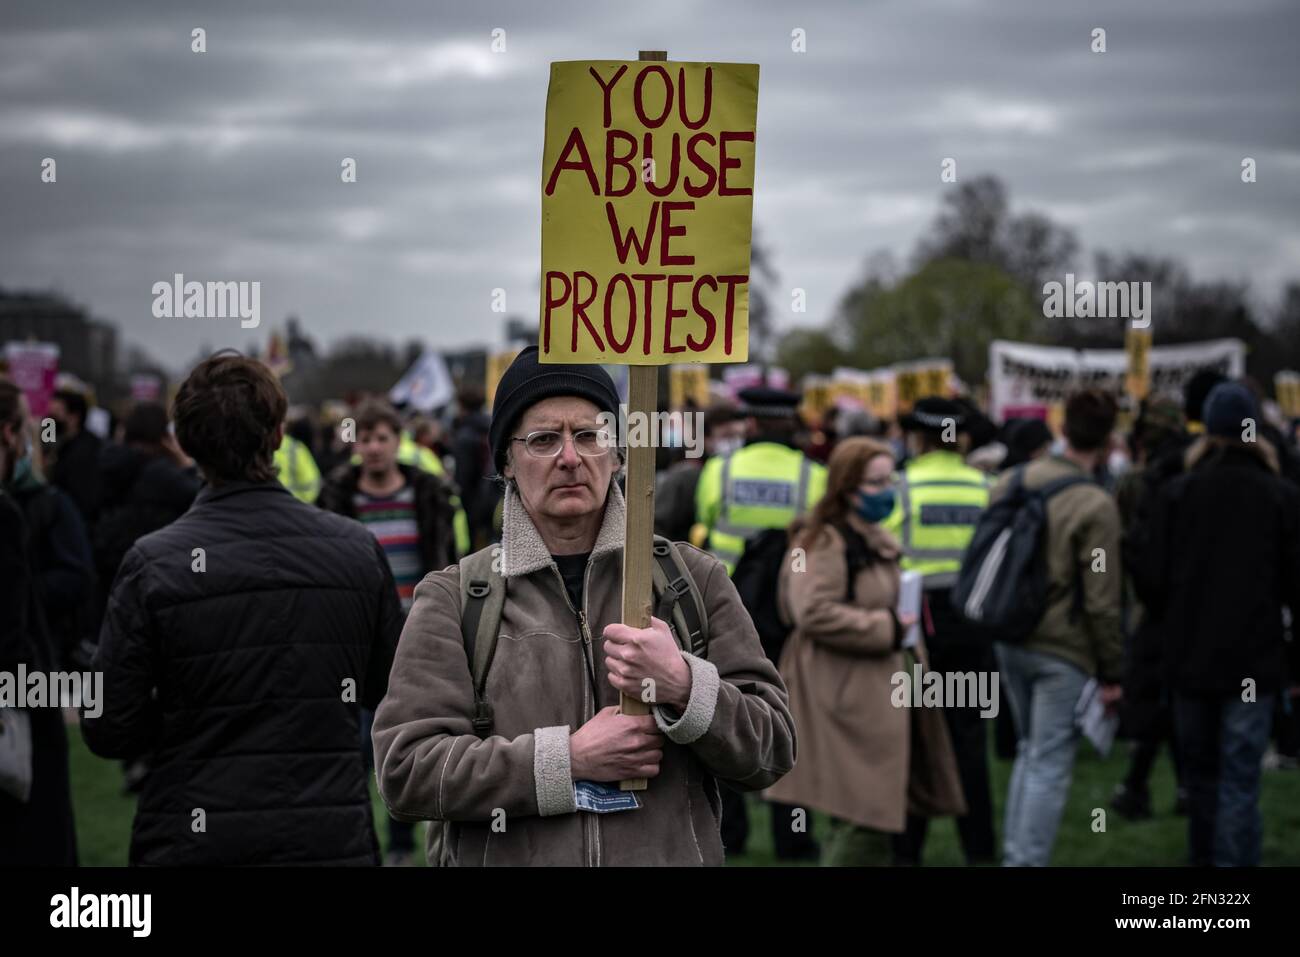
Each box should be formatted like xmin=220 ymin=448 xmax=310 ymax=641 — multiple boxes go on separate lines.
xmin=989 ymin=338 xmax=1245 ymax=422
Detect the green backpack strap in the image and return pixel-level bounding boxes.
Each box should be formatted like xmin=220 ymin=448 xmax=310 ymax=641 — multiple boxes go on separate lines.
xmin=458 ymin=545 xmax=506 ymax=738
xmin=651 ymin=535 xmax=710 ymax=659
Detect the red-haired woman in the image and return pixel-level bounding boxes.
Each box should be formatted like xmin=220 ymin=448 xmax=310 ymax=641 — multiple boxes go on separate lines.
xmin=766 ymin=436 xmax=966 ymax=865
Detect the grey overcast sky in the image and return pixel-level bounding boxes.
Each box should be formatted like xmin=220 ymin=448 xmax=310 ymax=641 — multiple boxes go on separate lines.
xmin=2 ymin=0 xmax=1297 ymax=372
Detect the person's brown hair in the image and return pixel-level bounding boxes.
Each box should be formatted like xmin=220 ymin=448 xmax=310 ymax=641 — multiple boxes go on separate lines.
xmin=354 ymin=398 xmax=402 ymax=436
xmin=791 ymin=436 xmax=894 ymax=550
xmin=1063 ymin=389 xmax=1118 ymax=452
xmin=173 ymin=351 xmax=287 ymax=483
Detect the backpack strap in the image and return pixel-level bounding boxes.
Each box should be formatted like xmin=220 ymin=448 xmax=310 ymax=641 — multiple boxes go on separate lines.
xmin=1035 ymin=473 xmax=1096 ymax=500
xmin=832 ymin=520 xmax=879 ymax=603
xmin=1010 ymin=463 xmax=1028 ymax=494
xmin=1027 ymin=471 xmax=1097 ymax=624
xmin=650 ymin=535 xmax=710 ymax=659
xmin=458 ymin=545 xmax=505 ymax=738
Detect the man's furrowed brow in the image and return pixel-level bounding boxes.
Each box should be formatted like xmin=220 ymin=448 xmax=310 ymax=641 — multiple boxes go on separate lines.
xmin=523 ymin=417 xmax=603 ymax=432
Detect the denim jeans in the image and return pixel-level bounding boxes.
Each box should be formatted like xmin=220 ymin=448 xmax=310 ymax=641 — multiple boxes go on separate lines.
xmin=1173 ymin=693 xmax=1274 ymax=867
xmin=996 ymin=643 xmax=1088 ymax=867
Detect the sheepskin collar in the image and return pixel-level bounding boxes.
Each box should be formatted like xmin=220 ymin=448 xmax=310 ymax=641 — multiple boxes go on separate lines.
xmin=1184 ymin=434 xmax=1279 ymax=475
xmin=500 ymin=479 xmax=626 ymax=578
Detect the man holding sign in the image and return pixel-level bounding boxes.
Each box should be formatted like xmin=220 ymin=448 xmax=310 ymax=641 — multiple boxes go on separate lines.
xmin=372 ymin=348 xmax=794 ymax=865
xmin=372 ymin=58 xmax=793 ymax=866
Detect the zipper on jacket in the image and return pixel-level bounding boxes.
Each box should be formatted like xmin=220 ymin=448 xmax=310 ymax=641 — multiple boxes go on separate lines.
xmin=549 ymin=559 xmax=602 ymax=866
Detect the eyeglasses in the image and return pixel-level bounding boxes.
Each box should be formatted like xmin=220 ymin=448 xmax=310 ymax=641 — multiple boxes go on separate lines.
xmin=512 ymin=429 xmax=612 ymax=459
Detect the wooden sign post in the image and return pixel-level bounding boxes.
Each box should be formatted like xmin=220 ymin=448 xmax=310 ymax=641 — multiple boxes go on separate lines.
xmin=538 ymin=49 xmax=760 ymax=790
xmin=618 ymin=49 xmax=666 ymax=793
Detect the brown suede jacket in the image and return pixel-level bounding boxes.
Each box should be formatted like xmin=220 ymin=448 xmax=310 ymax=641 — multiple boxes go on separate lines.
xmin=372 ymin=481 xmax=795 ymax=865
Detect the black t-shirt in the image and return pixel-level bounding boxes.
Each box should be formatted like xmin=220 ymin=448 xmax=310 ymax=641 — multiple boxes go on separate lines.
xmin=552 ymin=552 xmax=591 ymax=610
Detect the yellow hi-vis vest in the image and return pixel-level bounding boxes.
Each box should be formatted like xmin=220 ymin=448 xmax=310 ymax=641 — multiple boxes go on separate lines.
xmin=882 ymin=450 xmax=990 ymax=590
xmin=349 ymin=432 xmax=471 ymax=557
xmin=695 ymin=442 xmax=827 ymax=574
xmin=274 ymin=434 xmax=322 ymax=504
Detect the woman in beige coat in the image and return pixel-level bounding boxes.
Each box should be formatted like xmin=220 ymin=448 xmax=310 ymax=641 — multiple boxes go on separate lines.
xmin=766 ymin=437 xmax=966 ymax=865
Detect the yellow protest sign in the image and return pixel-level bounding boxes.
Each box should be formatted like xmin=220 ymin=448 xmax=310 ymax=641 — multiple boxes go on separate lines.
xmin=801 ymin=375 xmax=832 ymax=423
xmin=893 ymin=359 xmax=952 ymax=415
xmin=1125 ymin=327 xmax=1153 ymax=401
xmin=828 ymin=368 xmax=865 ymax=408
xmin=866 ymin=369 xmax=897 ymax=420
xmin=485 ymin=349 xmax=521 ymax=408
xmin=539 ymin=60 xmax=758 ymax=365
xmin=669 ymin=363 xmax=710 ymax=409
xmin=1276 ymin=371 xmax=1300 ymax=418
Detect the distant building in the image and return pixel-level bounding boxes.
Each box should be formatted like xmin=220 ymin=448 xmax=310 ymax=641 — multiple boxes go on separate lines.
xmin=0 ymin=288 xmax=163 ymax=407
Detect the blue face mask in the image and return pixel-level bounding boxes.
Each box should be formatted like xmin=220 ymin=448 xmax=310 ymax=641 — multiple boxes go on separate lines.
xmin=853 ymin=488 xmax=895 ymax=524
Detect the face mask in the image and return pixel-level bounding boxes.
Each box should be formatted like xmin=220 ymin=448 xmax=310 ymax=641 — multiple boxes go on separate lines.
xmin=853 ymin=488 xmax=895 ymax=524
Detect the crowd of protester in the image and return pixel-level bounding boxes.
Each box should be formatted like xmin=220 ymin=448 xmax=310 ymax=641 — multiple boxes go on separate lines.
xmin=1 ymin=352 xmax=1297 ymax=867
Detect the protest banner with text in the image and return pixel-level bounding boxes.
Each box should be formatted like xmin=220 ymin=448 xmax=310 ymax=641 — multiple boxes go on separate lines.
xmin=540 ymin=60 xmax=759 ymax=365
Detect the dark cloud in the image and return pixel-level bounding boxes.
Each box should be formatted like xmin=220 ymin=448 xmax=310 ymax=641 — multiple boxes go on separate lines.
xmin=1 ymin=0 xmax=1296 ymax=371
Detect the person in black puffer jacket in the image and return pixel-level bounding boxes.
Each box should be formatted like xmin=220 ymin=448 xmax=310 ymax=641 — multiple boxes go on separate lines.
xmin=81 ymin=353 xmax=403 ymax=866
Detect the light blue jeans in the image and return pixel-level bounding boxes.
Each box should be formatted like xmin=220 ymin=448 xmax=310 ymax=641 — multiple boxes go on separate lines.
xmin=996 ymin=643 xmax=1089 ymax=867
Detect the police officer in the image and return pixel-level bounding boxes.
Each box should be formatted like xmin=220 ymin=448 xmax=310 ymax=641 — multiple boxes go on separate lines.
xmin=273 ymin=430 xmax=322 ymax=504
xmin=883 ymin=396 xmax=996 ymax=865
xmin=694 ymin=387 xmax=827 ymax=572
xmin=694 ymin=385 xmax=826 ymax=860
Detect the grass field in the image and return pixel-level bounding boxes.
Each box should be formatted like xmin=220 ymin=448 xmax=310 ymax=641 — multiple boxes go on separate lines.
xmin=67 ymin=725 xmax=1300 ymax=866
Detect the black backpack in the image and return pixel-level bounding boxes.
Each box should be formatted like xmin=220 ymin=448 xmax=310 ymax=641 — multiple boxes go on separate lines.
xmin=731 ymin=528 xmax=795 ymax=662
xmin=734 ymin=521 xmax=884 ymax=662
xmin=950 ymin=464 xmax=1094 ymax=641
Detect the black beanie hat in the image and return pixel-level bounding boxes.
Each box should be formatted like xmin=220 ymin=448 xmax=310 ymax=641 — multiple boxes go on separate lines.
xmin=489 ymin=346 xmax=621 ymax=474
xmin=1203 ymin=381 xmax=1257 ymax=439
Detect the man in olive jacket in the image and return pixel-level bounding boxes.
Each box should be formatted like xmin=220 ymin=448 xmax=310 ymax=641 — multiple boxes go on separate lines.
xmin=991 ymin=390 xmax=1123 ymax=867
xmin=373 ymin=348 xmax=795 ymax=866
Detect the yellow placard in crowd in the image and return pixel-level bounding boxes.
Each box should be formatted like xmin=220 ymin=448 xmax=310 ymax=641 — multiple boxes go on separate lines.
xmin=1126 ymin=327 xmax=1153 ymax=401
xmin=866 ymin=369 xmax=897 ymax=420
xmin=539 ymin=60 xmax=759 ymax=365
xmin=669 ymin=363 xmax=710 ymax=409
xmin=893 ymin=359 xmax=952 ymax=415
xmin=1276 ymin=371 xmax=1300 ymax=418
xmin=800 ymin=375 xmax=832 ymax=423
xmin=486 ymin=349 xmax=521 ymax=408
